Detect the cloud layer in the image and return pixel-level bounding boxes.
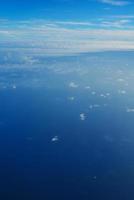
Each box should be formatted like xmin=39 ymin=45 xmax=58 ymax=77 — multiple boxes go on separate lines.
xmin=0 ymin=17 xmax=134 ymax=56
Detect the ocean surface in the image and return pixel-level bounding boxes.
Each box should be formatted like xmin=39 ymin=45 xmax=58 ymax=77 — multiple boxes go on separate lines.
xmin=0 ymin=51 xmax=134 ymax=199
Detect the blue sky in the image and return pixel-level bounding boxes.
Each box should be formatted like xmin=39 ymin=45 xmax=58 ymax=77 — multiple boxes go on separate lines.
xmin=0 ymin=0 xmax=134 ymax=21
xmin=1 ymin=0 xmax=134 ymax=55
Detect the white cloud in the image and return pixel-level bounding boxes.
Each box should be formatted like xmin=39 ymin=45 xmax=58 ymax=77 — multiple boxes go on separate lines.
xmin=69 ymin=82 xmax=79 ymax=88
xmin=12 ymin=85 xmax=17 ymax=89
xmin=85 ymin=86 xmax=91 ymax=89
xmin=99 ymin=0 xmax=130 ymax=6
xmin=89 ymin=104 xmax=100 ymax=109
xmin=91 ymin=91 xmax=96 ymax=95
xmin=100 ymin=94 xmax=106 ymax=97
xmin=117 ymin=78 xmax=125 ymax=82
xmin=51 ymin=136 xmax=59 ymax=142
xmin=55 ymin=21 xmax=93 ymax=26
xmin=80 ymin=113 xmax=86 ymax=121
xmin=110 ymin=15 xmax=134 ymax=19
xmin=118 ymin=90 xmax=126 ymax=94
xmin=100 ymin=19 xmax=132 ymax=28
xmin=68 ymin=96 xmax=75 ymax=101
xmin=126 ymin=108 xmax=134 ymax=112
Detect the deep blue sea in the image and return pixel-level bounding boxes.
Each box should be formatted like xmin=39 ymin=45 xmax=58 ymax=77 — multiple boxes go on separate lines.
xmin=0 ymin=51 xmax=134 ymax=199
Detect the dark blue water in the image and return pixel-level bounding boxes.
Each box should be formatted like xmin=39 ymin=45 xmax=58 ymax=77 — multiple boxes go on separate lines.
xmin=0 ymin=51 xmax=134 ymax=199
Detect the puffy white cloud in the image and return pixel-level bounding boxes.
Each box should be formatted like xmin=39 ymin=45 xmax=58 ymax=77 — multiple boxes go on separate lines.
xmin=69 ymin=82 xmax=79 ymax=88
xmin=51 ymin=136 xmax=59 ymax=142
xmin=80 ymin=113 xmax=86 ymax=121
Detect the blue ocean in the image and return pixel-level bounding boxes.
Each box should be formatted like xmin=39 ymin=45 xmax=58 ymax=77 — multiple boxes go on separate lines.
xmin=0 ymin=51 xmax=134 ymax=199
